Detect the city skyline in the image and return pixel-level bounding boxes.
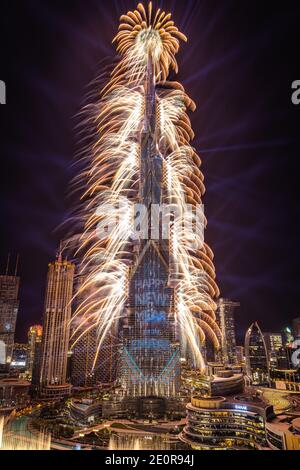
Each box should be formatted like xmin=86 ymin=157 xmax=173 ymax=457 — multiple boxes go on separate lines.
xmin=0 ymin=0 xmax=299 ymax=345
xmin=1 ymin=252 xmax=297 ymax=344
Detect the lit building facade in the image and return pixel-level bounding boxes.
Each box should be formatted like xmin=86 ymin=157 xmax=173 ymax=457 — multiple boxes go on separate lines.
xmin=181 ymin=395 xmax=272 ymax=450
xmin=71 ymin=274 xmax=118 ymax=388
xmin=71 ymin=326 xmax=117 ymax=388
xmin=31 ymin=339 xmax=42 ymax=392
xmin=263 ymin=332 xmax=283 ymax=369
xmin=40 ymin=255 xmax=75 ymax=398
xmin=0 ymin=274 xmax=20 ymax=368
xmin=11 ymin=343 xmax=28 ymax=370
xmin=27 ymin=325 xmax=42 ymax=378
xmin=71 ymin=325 xmax=100 ymax=388
xmin=217 ymin=298 xmax=239 ymax=366
xmin=269 ymin=368 xmax=300 ymax=392
xmin=120 ymin=243 xmax=180 ymax=398
xmin=245 ymin=322 xmax=269 ymax=385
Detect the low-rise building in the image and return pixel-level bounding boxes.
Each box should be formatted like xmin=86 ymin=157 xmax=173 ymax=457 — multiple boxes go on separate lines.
xmin=69 ymin=398 xmax=102 ymax=424
xmin=270 ymin=369 xmax=300 ymax=393
xmin=266 ymin=413 xmax=300 ymax=450
xmin=0 ymin=377 xmax=30 ymax=406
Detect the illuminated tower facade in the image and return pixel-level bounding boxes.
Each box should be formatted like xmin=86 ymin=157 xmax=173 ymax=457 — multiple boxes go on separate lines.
xmin=40 ymin=255 xmax=75 ymax=398
xmin=263 ymin=332 xmax=284 ymax=369
xmin=121 ymin=245 xmax=180 ymax=397
xmin=27 ymin=325 xmax=42 ymax=378
xmin=217 ymin=298 xmax=239 ymax=366
xmin=0 ymin=271 xmax=20 ymax=369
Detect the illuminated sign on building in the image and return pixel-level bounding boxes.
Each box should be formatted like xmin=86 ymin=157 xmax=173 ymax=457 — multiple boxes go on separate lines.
xmin=235 ymin=405 xmax=248 ymax=411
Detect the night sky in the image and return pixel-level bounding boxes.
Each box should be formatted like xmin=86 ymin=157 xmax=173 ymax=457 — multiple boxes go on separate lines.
xmin=0 ymin=0 xmax=299 ymax=343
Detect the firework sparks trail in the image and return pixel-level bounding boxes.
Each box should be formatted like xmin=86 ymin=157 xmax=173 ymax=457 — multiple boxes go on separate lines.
xmin=70 ymin=2 xmax=221 ymax=372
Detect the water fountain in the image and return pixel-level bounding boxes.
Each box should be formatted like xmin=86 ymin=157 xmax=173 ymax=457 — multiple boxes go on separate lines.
xmin=109 ymin=433 xmax=171 ymax=451
xmin=0 ymin=416 xmax=51 ymax=451
xmin=0 ymin=416 xmax=4 ymax=449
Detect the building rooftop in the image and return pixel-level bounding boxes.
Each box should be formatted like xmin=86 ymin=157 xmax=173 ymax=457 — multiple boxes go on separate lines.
xmin=266 ymin=412 xmax=300 ymax=442
xmin=0 ymin=378 xmax=30 ymax=387
xmin=212 ymin=372 xmax=243 ymax=382
xmin=189 ymin=393 xmax=269 ymax=413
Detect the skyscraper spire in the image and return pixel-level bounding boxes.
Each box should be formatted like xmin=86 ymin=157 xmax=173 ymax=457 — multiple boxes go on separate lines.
xmin=14 ymin=254 xmax=19 ymax=276
xmin=5 ymin=253 xmax=10 ymax=276
xmin=56 ymin=241 xmax=64 ymax=263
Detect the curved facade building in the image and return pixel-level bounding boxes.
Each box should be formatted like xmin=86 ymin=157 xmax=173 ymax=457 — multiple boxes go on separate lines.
xmin=180 ymin=395 xmax=273 ymax=450
xmin=182 ymin=368 xmax=244 ymax=397
xmin=245 ymin=322 xmax=269 ymax=385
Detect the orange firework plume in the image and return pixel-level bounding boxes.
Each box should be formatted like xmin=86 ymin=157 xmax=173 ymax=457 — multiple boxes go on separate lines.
xmin=113 ymin=2 xmax=187 ymax=80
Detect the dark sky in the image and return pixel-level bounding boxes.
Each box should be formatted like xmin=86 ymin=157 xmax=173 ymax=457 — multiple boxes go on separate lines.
xmin=0 ymin=0 xmax=299 ymax=343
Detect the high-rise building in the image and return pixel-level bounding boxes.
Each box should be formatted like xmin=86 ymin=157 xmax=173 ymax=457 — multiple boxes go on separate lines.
xmin=0 ymin=264 xmax=20 ymax=369
xmin=245 ymin=322 xmax=269 ymax=385
xmin=217 ymin=299 xmax=239 ymax=366
xmin=292 ymin=317 xmax=300 ymax=340
xmin=31 ymin=339 xmax=42 ymax=390
xmin=236 ymin=346 xmax=245 ymax=364
xmin=26 ymin=325 xmax=42 ymax=378
xmin=39 ymin=255 xmax=75 ymax=398
xmin=71 ymin=325 xmax=99 ymax=388
xmin=264 ymin=332 xmax=283 ymax=353
xmin=70 ymin=275 xmax=118 ymax=388
xmin=275 ymin=347 xmax=292 ymax=370
xmin=263 ymin=332 xmax=283 ymax=369
xmin=71 ymin=326 xmax=117 ymax=388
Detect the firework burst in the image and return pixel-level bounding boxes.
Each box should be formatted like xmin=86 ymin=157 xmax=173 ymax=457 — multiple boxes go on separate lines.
xmin=70 ymin=2 xmax=221 ymax=373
